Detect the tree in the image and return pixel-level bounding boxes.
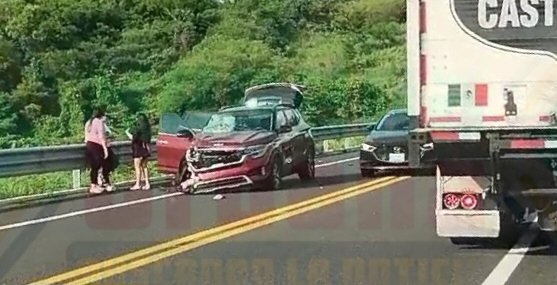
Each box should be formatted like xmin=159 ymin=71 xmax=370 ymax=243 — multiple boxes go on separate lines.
xmin=157 ymin=35 xmax=281 ymax=114
xmin=0 ymin=0 xmax=407 ymax=148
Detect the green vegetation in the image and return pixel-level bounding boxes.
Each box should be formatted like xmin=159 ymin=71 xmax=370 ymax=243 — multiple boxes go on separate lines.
xmin=0 ymin=161 xmax=160 ymax=199
xmin=323 ymin=136 xmax=366 ymax=153
xmin=0 ymin=0 xmax=406 ymax=148
xmin=0 ymin=0 xmax=406 ymax=197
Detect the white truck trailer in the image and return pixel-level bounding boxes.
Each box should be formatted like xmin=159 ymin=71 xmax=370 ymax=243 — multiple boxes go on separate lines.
xmin=407 ymin=0 xmax=557 ymax=245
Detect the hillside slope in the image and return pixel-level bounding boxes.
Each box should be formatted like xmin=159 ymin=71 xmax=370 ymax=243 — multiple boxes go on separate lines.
xmin=0 ymin=0 xmax=406 ymax=148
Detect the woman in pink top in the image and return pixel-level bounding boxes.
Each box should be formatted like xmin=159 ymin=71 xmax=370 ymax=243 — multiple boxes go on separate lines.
xmin=84 ymin=107 xmax=113 ymax=194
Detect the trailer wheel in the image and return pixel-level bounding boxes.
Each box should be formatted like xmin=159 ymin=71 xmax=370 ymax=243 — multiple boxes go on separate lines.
xmin=449 ymin=237 xmax=478 ymax=246
xmin=538 ymin=204 xmax=557 ymax=232
xmin=489 ymin=211 xmax=522 ymax=248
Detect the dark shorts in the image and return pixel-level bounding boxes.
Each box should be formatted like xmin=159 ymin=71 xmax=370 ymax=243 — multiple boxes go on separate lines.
xmin=86 ymin=142 xmax=119 ymax=171
xmin=132 ymin=141 xmax=150 ymax=159
xmin=85 ymin=141 xmax=104 ymax=168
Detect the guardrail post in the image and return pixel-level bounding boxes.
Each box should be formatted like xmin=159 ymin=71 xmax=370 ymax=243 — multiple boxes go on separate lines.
xmin=72 ymin=169 xmax=81 ymax=189
xmin=315 ymin=140 xmax=323 ymax=156
xmin=344 ymin=138 xmax=351 ymax=151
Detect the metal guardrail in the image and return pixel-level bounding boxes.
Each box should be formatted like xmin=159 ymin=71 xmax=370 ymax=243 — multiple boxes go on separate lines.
xmin=0 ymin=140 xmax=158 ymax=180
xmin=0 ymin=123 xmax=373 ymax=180
xmin=310 ymin=123 xmax=373 ymax=141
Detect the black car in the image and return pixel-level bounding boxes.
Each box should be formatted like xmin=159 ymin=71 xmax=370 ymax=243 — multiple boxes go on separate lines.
xmin=360 ymin=109 xmax=411 ymax=177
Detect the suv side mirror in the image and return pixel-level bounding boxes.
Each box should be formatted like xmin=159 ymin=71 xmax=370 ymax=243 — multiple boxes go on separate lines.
xmin=176 ymin=127 xmax=194 ymax=139
xmin=367 ymin=124 xmax=376 ymax=131
xmin=278 ymin=125 xmax=292 ymax=133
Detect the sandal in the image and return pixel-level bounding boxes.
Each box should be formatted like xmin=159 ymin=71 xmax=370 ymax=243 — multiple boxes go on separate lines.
xmin=130 ymin=185 xmax=141 ymax=191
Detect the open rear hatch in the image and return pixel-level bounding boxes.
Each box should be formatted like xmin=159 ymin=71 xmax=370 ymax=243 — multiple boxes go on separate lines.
xmin=243 ymin=83 xmax=304 ymax=108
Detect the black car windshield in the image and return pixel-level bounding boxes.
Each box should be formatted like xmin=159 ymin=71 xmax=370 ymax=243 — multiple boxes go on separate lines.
xmin=375 ymin=112 xmax=409 ymax=131
xmin=202 ymin=109 xmax=273 ymax=133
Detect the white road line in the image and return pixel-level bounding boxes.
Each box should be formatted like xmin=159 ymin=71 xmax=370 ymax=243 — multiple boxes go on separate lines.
xmin=481 ymin=223 xmax=539 ymax=285
xmin=315 ymin=157 xmax=359 ymax=168
xmin=0 ymin=193 xmax=183 ymax=232
xmin=0 ymin=176 xmax=171 ymax=205
xmin=0 ymin=156 xmax=360 ymax=232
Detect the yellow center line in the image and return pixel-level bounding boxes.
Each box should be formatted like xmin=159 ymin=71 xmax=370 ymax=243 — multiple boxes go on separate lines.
xmin=29 ymin=176 xmax=408 ymax=285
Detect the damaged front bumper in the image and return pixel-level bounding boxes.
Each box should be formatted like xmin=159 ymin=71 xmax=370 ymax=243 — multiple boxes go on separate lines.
xmin=178 ymin=146 xmax=272 ymax=194
xmin=181 ymin=175 xmax=254 ymax=194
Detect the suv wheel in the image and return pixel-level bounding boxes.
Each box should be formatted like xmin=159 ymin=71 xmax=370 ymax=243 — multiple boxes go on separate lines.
xmin=175 ymin=159 xmax=188 ymax=186
xmin=265 ymin=156 xmax=283 ymax=190
xmin=298 ymin=148 xmax=315 ymax=181
xmin=175 ymin=159 xmax=193 ymax=193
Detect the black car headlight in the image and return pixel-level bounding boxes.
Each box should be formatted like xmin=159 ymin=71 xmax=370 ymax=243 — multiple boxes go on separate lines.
xmin=240 ymin=144 xmax=268 ymax=158
xmin=361 ymin=143 xmax=376 ymax=152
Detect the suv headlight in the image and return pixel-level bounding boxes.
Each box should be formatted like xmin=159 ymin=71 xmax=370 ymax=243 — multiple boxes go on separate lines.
xmin=241 ymin=144 xmax=268 ymax=158
xmin=361 ymin=143 xmax=376 ymax=152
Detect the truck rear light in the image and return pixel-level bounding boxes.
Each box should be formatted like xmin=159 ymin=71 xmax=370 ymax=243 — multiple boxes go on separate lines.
xmin=509 ymin=139 xmax=557 ymax=149
xmin=460 ymin=194 xmax=478 ymax=210
xmin=431 ymin=131 xmax=481 ymax=142
xmin=443 ymin=193 xmax=461 ymax=210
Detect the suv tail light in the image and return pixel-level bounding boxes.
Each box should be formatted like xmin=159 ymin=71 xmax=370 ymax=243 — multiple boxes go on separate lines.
xmin=442 ymin=193 xmax=480 ymax=210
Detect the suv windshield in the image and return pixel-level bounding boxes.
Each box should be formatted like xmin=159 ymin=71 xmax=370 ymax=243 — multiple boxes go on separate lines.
xmin=375 ymin=112 xmax=409 ymax=131
xmin=202 ymin=109 xmax=273 ymax=133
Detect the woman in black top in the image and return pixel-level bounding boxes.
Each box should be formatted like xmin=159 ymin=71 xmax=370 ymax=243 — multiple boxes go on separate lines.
xmin=126 ymin=113 xmax=152 ymax=190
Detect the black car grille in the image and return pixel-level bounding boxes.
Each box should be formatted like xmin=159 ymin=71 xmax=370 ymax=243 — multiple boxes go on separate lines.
xmin=192 ymin=149 xmax=243 ymax=169
xmin=374 ymin=144 xmax=407 ymax=161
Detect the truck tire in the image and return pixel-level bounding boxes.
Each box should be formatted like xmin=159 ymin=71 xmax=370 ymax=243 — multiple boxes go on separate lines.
xmin=489 ymin=210 xmax=522 ymax=248
xmin=538 ymin=204 xmax=557 ymax=232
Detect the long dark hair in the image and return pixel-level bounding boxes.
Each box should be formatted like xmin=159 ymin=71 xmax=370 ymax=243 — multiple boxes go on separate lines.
xmin=86 ymin=106 xmax=105 ymax=127
xmin=92 ymin=107 xmax=105 ymax=119
xmin=135 ymin=113 xmax=151 ymax=142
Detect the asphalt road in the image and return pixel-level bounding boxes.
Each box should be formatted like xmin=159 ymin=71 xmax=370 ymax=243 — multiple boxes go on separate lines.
xmin=0 ymin=152 xmax=554 ymax=285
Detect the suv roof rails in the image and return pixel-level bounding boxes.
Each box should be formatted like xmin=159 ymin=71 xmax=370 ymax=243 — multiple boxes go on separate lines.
xmin=219 ymin=101 xmax=293 ymax=112
xmin=273 ymin=103 xmax=294 ymax=110
xmin=219 ymin=105 xmax=241 ymax=111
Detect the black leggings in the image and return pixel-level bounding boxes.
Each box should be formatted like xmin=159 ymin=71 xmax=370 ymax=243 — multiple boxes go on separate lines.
xmin=86 ymin=142 xmax=111 ymax=185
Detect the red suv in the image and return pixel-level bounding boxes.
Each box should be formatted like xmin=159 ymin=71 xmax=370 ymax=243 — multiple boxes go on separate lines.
xmin=156 ymin=83 xmax=316 ymax=194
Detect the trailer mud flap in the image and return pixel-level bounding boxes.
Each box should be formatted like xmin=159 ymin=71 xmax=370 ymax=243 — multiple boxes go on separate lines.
xmin=436 ymin=210 xmax=500 ymax=238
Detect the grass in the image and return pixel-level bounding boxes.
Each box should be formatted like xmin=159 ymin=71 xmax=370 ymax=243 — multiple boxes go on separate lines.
xmin=0 ymin=137 xmax=364 ymax=200
xmin=321 ymin=136 xmax=365 ymax=153
xmin=0 ymin=161 xmax=161 ymax=200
